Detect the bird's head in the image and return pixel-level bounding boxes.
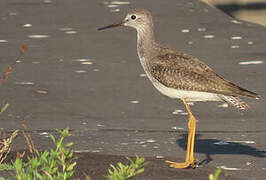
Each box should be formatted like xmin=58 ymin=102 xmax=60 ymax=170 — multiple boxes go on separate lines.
xmin=98 ymin=8 xmax=153 ymax=32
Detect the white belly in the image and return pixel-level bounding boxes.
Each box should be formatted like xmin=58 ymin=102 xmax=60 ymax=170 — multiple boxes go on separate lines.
xmin=138 ymin=56 xmax=221 ymax=102
xmin=152 ymin=81 xmax=221 ymax=101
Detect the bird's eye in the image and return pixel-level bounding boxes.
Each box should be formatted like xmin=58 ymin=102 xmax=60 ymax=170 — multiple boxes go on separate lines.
xmin=131 ymin=15 xmax=136 ymax=20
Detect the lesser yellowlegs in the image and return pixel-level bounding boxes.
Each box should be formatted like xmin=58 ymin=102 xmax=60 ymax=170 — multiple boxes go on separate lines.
xmin=98 ymin=8 xmax=261 ymax=168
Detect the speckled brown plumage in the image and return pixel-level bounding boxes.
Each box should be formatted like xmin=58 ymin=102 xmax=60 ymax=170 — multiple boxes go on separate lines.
xmin=148 ymin=48 xmax=258 ymax=98
xmin=98 ymin=8 xmax=261 ymax=110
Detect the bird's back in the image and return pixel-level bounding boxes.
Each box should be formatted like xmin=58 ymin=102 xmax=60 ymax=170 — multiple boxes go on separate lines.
xmin=147 ymin=46 xmax=259 ymax=98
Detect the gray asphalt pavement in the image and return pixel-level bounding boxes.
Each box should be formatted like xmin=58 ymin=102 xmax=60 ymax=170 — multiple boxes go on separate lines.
xmin=0 ymin=0 xmax=265 ymax=179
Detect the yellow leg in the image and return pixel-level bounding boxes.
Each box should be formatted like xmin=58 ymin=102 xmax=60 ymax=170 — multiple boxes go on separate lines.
xmin=165 ymin=98 xmax=198 ymax=168
xmin=183 ymin=99 xmax=197 ymax=167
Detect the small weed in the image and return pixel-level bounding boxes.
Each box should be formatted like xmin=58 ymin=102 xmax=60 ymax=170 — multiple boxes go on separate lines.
xmin=0 ymin=128 xmax=77 ymax=180
xmin=21 ymin=123 xmax=36 ymax=156
xmin=0 ymin=163 xmax=13 ymax=171
xmin=105 ymin=155 xmax=147 ymax=180
xmin=209 ymin=168 xmax=222 ymax=180
xmin=0 ymin=130 xmax=19 ymax=164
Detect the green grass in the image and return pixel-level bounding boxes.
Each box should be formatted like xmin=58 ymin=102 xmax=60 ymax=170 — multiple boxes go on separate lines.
xmin=0 ymin=126 xmax=221 ymax=180
xmin=105 ymin=155 xmax=148 ymax=180
xmin=0 ymin=128 xmax=77 ymax=180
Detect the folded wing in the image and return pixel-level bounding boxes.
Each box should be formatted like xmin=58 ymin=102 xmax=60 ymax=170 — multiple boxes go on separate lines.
xmin=149 ymin=51 xmax=259 ymax=98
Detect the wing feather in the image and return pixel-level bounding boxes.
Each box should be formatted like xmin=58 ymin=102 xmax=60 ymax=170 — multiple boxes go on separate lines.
xmin=149 ymin=52 xmax=258 ymax=97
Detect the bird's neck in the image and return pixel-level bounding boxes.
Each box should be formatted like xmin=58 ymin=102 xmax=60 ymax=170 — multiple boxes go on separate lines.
xmin=136 ymin=24 xmax=158 ymax=60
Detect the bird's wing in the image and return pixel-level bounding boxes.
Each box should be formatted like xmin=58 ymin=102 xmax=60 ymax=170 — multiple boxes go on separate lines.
xmin=149 ymin=52 xmax=255 ymax=97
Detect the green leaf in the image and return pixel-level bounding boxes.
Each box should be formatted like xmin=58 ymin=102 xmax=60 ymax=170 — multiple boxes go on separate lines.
xmin=105 ymin=155 xmax=147 ymax=180
xmin=65 ymin=142 xmax=73 ymax=148
xmin=0 ymin=103 xmax=9 ymax=114
xmin=209 ymin=168 xmax=222 ymax=180
xmin=50 ymin=134 xmax=56 ymax=144
xmin=0 ymin=163 xmax=13 ymax=171
xmin=66 ymin=162 xmax=76 ymax=171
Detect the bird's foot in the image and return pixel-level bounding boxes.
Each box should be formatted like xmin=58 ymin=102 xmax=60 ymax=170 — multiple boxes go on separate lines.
xmin=165 ymin=158 xmax=199 ymax=169
xmin=165 ymin=160 xmax=191 ymax=169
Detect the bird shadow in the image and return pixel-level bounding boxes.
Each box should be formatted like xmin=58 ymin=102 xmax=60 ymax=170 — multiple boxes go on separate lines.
xmin=176 ymin=133 xmax=266 ymax=165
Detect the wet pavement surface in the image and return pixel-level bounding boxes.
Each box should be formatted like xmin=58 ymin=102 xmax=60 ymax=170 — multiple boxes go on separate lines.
xmin=0 ymin=0 xmax=265 ymax=179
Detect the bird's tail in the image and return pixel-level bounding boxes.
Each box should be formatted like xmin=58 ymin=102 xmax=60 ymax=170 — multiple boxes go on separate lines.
xmin=219 ymin=95 xmax=250 ymax=110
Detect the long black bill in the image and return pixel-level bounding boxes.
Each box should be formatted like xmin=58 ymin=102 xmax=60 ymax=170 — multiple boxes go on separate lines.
xmin=98 ymin=22 xmax=122 ymax=31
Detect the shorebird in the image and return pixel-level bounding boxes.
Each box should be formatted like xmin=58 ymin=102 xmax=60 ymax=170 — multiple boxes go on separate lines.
xmin=98 ymin=8 xmax=261 ymax=168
